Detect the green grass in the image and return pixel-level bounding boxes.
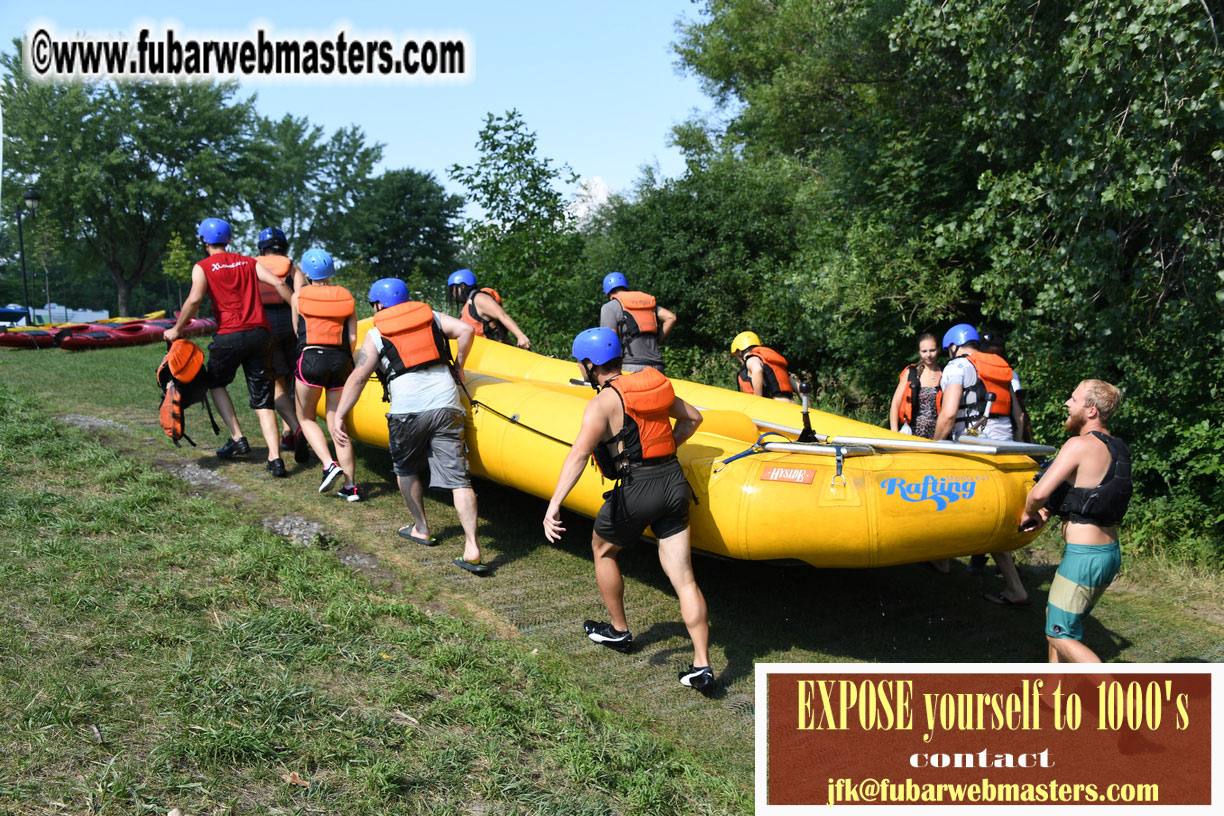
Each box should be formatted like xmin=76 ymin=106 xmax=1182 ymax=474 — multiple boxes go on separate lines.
xmin=0 ymin=383 xmax=742 ymax=814
xmin=2 ymin=342 xmax=1223 ymax=812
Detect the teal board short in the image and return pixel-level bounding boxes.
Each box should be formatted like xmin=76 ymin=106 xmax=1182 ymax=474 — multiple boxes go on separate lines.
xmin=1045 ymin=542 xmax=1121 ymax=640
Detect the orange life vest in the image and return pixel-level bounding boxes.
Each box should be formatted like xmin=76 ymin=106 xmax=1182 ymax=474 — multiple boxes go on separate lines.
xmin=461 ymin=287 xmax=507 ymax=342
xmin=611 ymin=291 xmax=659 ymax=337
xmin=897 ymin=364 xmax=943 ymax=425
xmin=961 ymin=352 xmax=1013 ymax=418
xmin=592 ymin=367 xmax=676 ymax=479
xmin=371 ymin=302 xmax=451 ymax=399
xmin=297 ymin=285 xmax=354 ymax=349
xmin=156 ymin=338 xmax=218 ymax=447
xmin=736 ymin=346 xmax=793 ymax=399
xmin=256 ymin=254 xmax=294 ymax=306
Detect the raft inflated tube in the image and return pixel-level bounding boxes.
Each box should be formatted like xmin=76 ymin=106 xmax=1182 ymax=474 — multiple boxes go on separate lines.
xmin=335 ymin=327 xmax=1051 ymax=568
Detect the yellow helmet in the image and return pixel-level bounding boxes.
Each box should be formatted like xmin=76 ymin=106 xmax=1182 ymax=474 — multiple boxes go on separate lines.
xmin=730 ymin=331 xmax=761 ymax=355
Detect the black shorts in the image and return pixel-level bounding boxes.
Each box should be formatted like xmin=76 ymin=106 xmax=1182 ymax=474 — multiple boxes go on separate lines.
xmin=264 ymin=305 xmax=298 ymax=377
xmin=295 ymin=347 xmax=353 ymax=391
xmin=594 ymin=458 xmax=691 ymax=548
xmin=206 ymin=327 xmax=274 ymax=410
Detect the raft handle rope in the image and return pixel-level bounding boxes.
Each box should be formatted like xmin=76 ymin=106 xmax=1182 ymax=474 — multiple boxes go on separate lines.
xmin=457 ymin=381 xmax=575 ymax=448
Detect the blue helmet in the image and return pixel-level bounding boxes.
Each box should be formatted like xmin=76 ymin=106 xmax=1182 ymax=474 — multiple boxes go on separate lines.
xmin=368 ymin=278 xmax=410 ymax=308
xmin=572 ymin=327 xmax=622 ymax=365
xmin=300 ymin=249 xmax=334 ymax=281
xmin=942 ymin=323 xmax=980 ymax=350
xmin=602 ymin=272 xmax=628 ymax=296
xmin=448 ymin=268 xmax=476 ymax=287
xmin=197 ymin=217 xmax=231 ymax=245
xmin=258 ymin=226 xmax=288 ymax=252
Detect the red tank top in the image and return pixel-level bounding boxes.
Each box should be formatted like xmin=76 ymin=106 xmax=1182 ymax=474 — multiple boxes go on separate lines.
xmin=199 ymin=252 xmax=268 ymax=335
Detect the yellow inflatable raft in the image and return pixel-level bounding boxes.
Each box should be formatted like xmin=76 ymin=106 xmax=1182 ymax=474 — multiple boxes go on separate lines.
xmin=340 ymin=323 xmax=1054 ymax=568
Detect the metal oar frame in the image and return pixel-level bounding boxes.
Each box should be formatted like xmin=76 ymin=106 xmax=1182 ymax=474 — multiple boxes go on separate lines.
xmin=710 ymin=414 xmax=1056 ymax=475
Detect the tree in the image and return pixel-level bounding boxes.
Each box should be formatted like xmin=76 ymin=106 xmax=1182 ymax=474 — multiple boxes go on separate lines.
xmin=248 ymin=114 xmax=383 ymax=252
xmin=2 ymin=46 xmax=265 ymax=315
xmin=30 ymin=214 xmax=65 ymax=319
xmin=448 ymin=110 xmax=585 ymax=351
xmin=671 ymin=0 xmax=1224 ymax=558
xmin=329 ymin=168 xmax=463 ymax=298
xmin=673 ymin=0 xmax=992 ymax=396
xmin=893 ymin=0 xmax=1224 ymax=557
xmin=582 ymin=153 xmax=817 ymax=381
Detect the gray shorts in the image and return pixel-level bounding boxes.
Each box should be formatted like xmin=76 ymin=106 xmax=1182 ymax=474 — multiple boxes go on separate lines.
xmin=387 ymin=407 xmax=471 ymax=490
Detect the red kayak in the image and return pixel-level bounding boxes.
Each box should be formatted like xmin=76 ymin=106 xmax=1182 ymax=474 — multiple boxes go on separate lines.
xmin=58 ymin=317 xmax=217 ymax=351
xmin=143 ymin=317 xmax=217 ymax=339
xmin=0 ymin=326 xmax=71 ymax=348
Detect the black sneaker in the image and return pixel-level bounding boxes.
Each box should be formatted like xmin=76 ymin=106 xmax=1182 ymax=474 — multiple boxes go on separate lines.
xmin=265 ymin=458 xmax=288 ymax=478
xmin=319 ymin=462 xmax=343 ymax=492
xmin=293 ymin=427 xmax=311 ymax=464
xmin=216 ymin=437 xmax=250 ymax=459
xmin=583 ymin=620 xmax=633 ymax=653
xmin=337 ymin=485 xmax=361 ymax=502
xmin=967 ymin=554 xmax=988 ymax=575
xmin=679 ymin=664 xmax=714 ymax=690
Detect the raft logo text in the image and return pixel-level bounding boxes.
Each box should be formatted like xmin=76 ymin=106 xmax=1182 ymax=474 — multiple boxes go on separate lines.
xmin=878 ymin=475 xmax=980 ymax=510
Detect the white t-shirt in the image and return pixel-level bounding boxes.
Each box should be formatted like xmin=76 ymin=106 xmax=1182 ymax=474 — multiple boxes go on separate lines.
xmin=940 ymin=353 xmax=1014 ymax=441
xmin=367 ymin=318 xmax=462 ymax=415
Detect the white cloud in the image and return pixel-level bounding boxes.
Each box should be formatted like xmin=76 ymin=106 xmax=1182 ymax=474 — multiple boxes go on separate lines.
xmin=569 ymin=176 xmax=611 ymax=225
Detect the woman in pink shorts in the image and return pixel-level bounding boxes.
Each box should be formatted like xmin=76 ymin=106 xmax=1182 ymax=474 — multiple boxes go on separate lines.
xmin=291 ymin=249 xmax=360 ymax=500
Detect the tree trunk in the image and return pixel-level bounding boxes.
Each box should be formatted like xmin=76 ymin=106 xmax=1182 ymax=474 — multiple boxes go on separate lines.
xmin=116 ymin=278 xmax=132 ymax=317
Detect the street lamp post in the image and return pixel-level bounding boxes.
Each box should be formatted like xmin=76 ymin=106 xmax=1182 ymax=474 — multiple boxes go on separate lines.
xmin=16 ymin=187 xmax=41 ymax=326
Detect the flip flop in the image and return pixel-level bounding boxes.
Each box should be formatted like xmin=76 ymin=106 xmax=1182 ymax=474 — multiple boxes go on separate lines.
xmin=983 ymin=592 xmax=1031 ymax=608
xmin=397 ymin=527 xmax=438 ymax=546
xmin=453 ymin=558 xmax=491 ymax=575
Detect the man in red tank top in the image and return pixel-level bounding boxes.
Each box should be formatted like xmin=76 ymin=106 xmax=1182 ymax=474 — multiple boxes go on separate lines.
xmin=165 ymin=217 xmax=295 ymax=475
xmin=544 ymin=327 xmax=715 ymax=690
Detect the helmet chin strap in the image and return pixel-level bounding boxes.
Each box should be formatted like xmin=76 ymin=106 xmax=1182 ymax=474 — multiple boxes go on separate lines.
xmin=581 ymin=362 xmax=601 ymax=391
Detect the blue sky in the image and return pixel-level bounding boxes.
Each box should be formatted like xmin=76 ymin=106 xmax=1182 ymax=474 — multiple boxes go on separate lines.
xmin=2 ymin=1 xmax=716 ymax=207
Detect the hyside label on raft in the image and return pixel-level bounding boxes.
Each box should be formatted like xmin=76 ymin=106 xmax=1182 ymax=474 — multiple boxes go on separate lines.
xmin=760 ymin=465 xmax=816 ymax=484
xmin=756 ymin=666 xmax=1214 ymax=810
xmin=878 ymin=475 xmax=981 ymax=510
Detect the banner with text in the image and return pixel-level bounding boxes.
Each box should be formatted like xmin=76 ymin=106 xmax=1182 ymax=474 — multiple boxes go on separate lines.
xmin=756 ymin=665 xmax=1214 ymax=810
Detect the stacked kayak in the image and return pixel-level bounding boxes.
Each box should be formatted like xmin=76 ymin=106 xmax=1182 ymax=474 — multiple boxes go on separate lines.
xmin=58 ymin=317 xmax=216 ymax=350
xmin=0 ymin=310 xmax=167 ymax=334
xmin=337 ymin=325 xmax=1055 ymax=568
xmin=1 ymin=311 xmax=180 ymax=350
xmin=0 ymin=327 xmax=63 ymax=349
